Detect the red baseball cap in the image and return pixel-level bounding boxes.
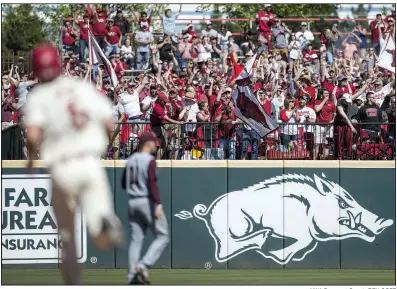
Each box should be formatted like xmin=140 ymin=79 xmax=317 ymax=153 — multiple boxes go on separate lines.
xmin=157 ymin=92 xmax=168 ymax=102
xmin=139 ymin=132 xmax=157 ymax=145
xmin=31 ymin=43 xmax=62 ymax=82
xmin=178 ymin=89 xmax=186 ymax=97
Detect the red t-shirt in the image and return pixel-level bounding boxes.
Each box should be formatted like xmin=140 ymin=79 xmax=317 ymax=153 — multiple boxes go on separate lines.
xmin=252 ymin=82 xmax=263 ymax=92
xmin=114 ymin=61 xmax=127 ymax=79
xmin=93 ymin=14 xmax=107 ymax=36
xmin=321 ymin=80 xmax=336 ymax=94
xmin=106 ymin=26 xmax=121 ymax=45
xmin=218 ymin=109 xmax=236 ymax=138
xmin=335 ymin=85 xmax=356 ymax=99
xmin=208 ymin=95 xmax=218 ymax=110
xmin=370 ymin=20 xmax=382 ymax=43
xmin=256 ymin=11 xmax=275 ymax=32
xmin=261 ymin=100 xmax=272 ymax=115
xmin=167 ymin=100 xmax=183 ymax=120
xmin=211 ymin=100 xmax=224 ymax=122
xmin=62 ymin=27 xmax=76 ymax=46
xmin=9 ymin=84 xmax=16 ymax=98
xmin=299 ymin=85 xmax=316 ymax=104
xmin=79 ymin=21 xmax=92 ymax=41
xmin=315 ymin=99 xmax=336 ymax=124
xmin=303 ymin=50 xmax=317 ymax=62
xmin=150 ymin=102 xmax=166 ymax=125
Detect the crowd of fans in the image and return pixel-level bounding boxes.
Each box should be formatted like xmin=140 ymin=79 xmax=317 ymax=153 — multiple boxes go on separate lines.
xmin=1 ymin=4 xmax=396 ymax=161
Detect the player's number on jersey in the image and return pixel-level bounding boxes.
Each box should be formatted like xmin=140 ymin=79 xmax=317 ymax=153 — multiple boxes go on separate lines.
xmin=67 ymin=100 xmax=89 ymax=130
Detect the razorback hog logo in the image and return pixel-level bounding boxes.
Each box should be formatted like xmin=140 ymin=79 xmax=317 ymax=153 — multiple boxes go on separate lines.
xmin=175 ymin=173 xmax=394 ymax=265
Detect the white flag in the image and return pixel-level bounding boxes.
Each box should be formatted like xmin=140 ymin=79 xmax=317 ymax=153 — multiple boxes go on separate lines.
xmin=378 ymin=34 xmax=395 ymax=73
xmin=88 ymin=30 xmax=119 ymax=87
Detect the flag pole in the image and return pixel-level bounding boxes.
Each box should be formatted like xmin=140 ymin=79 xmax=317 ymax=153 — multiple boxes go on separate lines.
xmin=88 ymin=30 xmax=92 ymax=85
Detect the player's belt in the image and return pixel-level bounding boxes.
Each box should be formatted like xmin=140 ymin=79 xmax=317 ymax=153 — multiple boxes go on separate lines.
xmin=57 ymin=152 xmax=96 ymax=164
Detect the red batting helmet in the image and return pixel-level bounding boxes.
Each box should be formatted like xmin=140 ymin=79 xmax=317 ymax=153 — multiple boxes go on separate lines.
xmin=31 ymin=43 xmax=62 ymax=82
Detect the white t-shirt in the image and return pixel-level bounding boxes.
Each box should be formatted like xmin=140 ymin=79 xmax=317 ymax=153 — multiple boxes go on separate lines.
xmin=218 ymin=31 xmax=232 ymax=46
xmin=120 ymin=91 xmax=141 ymax=118
xmin=373 ymin=83 xmax=393 ymax=107
xmin=23 ymin=77 xmax=112 ymax=165
xmin=181 ymin=99 xmax=199 ymax=132
xmin=141 ymin=95 xmax=157 ymax=120
xmin=295 ymin=30 xmax=314 ymax=46
xmin=120 ymin=45 xmax=134 ymax=58
xmin=297 ymin=106 xmax=316 ymax=133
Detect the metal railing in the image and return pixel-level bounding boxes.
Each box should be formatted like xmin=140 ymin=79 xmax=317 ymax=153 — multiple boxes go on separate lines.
xmin=108 ymin=122 xmax=395 ymax=161
xmin=1 ymin=124 xmax=25 ymax=160
xmin=3 ymin=122 xmax=394 ymax=161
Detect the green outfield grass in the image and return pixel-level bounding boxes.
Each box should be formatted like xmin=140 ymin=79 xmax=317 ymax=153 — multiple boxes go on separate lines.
xmin=1 ymin=269 xmax=395 ymax=285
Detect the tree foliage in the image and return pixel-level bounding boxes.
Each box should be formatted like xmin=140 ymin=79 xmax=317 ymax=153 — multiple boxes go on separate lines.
xmin=2 ymin=4 xmax=46 ymax=53
xmin=197 ymin=4 xmax=339 ymax=32
xmin=36 ymin=4 xmax=164 ymax=39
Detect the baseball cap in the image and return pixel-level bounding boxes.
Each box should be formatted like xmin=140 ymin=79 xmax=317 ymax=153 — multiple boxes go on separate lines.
xmin=96 ymin=8 xmax=103 ymax=13
xmin=301 ymin=22 xmax=307 ymax=26
xmin=139 ymin=132 xmax=157 ymax=146
xmin=186 ymin=86 xmax=195 ymax=93
xmin=31 ymin=43 xmax=62 ymax=82
xmin=341 ymin=93 xmax=352 ymax=103
xmin=298 ymin=96 xmax=306 ymax=101
xmin=206 ymin=22 xmax=212 ymax=26
xmin=157 ymin=92 xmax=168 ymax=102
xmin=127 ymin=83 xmax=135 ymax=88
xmin=311 ymin=54 xmax=318 ymax=59
xmin=245 ymin=50 xmax=254 ymax=56
xmin=108 ymin=18 xmax=114 ymax=22
xmin=224 ymin=87 xmax=233 ymax=93
xmin=117 ymin=8 xmax=122 ymax=13
xmin=338 ymin=75 xmax=347 ymax=81
xmin=275 ymin=18 xmax=281 ymax=22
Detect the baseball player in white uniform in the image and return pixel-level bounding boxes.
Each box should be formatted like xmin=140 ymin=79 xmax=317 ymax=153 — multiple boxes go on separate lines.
xmin=23 ymin=43 xmax=123 ymax=285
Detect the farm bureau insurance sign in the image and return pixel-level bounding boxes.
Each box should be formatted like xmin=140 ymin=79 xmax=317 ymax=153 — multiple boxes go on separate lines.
xmin=2 ymin=174 xmax=87 ymax=264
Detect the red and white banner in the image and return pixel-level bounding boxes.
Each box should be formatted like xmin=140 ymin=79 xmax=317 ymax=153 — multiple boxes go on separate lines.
xmin=231 ymin=54 xmax=279 ymax=138
xmin=378 ymin=34 xmax=395 ymax=73
xmin=88 ymin=30 xmax=118 ymax=87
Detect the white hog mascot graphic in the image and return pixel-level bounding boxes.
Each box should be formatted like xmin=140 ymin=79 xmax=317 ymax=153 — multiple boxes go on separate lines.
xmin=175 ymin=173 xmax=393 ymax=265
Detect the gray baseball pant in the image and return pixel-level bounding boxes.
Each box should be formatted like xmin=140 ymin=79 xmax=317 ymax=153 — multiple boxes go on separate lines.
xmin=127 ymin=198 xmax=169 ymax=282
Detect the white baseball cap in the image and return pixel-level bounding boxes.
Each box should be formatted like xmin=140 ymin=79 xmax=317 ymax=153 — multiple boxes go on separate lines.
xmin=301 ymin=22 xmax=308 ymax=26
xmin=342 ymin=93 xmax=352 ymax=103
xmin=311 ymin=54 xmax=318 ymax=59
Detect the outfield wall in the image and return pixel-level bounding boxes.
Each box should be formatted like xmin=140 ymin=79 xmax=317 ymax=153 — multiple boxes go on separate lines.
xmin=1 ymin=160 xmax=395 ymax=269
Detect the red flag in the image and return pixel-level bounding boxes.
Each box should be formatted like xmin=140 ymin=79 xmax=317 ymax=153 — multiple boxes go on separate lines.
xmin=228 ymin=52 xmax=244 ymax=84
xmin=85 ymin=4 xmax=93 ymax=16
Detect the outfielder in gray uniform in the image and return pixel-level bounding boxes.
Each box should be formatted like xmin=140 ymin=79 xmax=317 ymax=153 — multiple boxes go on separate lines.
xmin=121 ymin=132 xmax=170 ymax=285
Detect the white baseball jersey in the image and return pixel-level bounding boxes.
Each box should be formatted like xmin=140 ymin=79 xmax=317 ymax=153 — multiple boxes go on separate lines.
xmin=23 ymin=76 xmax=113 ymax=166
